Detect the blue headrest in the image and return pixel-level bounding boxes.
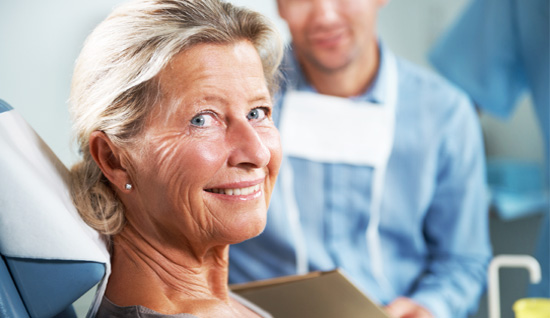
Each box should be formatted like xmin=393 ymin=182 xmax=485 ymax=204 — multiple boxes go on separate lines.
xmin=0 ymin=99 xmax=13 ymax=113
xmin=4 ymin=257 xmax=104 ymax=318
xmin=0 ymin=256 xmax=28 ymax=317
xmin=0 ymin=99 xmax=106 ymax=317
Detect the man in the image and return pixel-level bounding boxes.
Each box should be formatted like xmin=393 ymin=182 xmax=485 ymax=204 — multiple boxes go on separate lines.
xmin=230 ymin=1 xmax=492 ymax=317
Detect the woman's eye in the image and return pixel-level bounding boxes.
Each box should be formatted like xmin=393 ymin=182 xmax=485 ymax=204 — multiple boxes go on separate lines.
xmin=247 ymin=107 xmax=268 ymax=121
xmin=190 ymin=113 xmax=214 ymax=127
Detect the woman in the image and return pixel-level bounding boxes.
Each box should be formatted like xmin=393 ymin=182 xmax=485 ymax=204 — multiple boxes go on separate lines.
xmin=68 ymin=0 xmax=283 ymax=316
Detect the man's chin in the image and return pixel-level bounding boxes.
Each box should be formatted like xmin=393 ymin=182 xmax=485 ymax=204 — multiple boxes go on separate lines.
xmin=309 ymin=54 xmax=354 ymax=74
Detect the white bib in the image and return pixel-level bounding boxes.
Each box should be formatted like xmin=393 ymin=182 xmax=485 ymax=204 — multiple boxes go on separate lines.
xmin=278 ymin=50 xmax=399 ymax=299
xmin=279 ymin=91 xmax=395 ymax=167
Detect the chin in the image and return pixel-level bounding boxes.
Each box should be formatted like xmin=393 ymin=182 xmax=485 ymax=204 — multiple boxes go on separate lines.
xmin=227 ymin=212 xmax=267 ymax=244
xmin=320 ymin=54 xmax=354 ymax=71
xmin=303 ymin=48 xmax=353 ymax=73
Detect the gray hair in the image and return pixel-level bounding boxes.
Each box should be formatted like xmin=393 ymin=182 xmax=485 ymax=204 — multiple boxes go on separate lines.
xmin=69 ymin=0 xmax=283 ymax=236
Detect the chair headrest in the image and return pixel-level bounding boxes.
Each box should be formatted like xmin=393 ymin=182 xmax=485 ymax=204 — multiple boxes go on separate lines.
xmin=0 ymin=99 xmax=109 ymax=317
xmin=0 ymin=99 xmax=13 ymax=113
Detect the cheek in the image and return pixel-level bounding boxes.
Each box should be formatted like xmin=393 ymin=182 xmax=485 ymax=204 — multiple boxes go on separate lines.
xmin=263 ymin=128 xmax=282 ymax=183
xmin=282 ymin=6 xmax=309 ymax=35
xmin=347 ymin=2 xmax=376 ymax=28
xmin=190 ymin=140 xmax=229 ymax=166
xmin=262 ymin=129 xmax=281 ymax=208
xmin=148 ymin=133 xmax=186 ymax=175
xmin=142 ymin=133 xmax=228 ymax=191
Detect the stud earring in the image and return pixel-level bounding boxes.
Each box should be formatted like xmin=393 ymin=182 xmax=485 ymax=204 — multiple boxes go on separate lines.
xmin=125 ymin=183 xmax=132 ymax=190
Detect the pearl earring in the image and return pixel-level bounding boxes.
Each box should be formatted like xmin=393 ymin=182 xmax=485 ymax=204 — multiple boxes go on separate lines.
xmin=125 ymin=183 xmax=132 ymax=190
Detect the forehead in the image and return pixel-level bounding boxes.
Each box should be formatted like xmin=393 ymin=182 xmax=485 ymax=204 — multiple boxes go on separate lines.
xmin=148 ymin=41 xmax=270 ymax=123
xmin=157 ymin=41 xmax=266 ymax=96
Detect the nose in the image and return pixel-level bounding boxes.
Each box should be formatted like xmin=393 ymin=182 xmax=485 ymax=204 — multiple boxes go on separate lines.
xmin=227 ymin=121 xmax=270 ymax=169
xmin=311 ymin=0 xmax=339 ymax=27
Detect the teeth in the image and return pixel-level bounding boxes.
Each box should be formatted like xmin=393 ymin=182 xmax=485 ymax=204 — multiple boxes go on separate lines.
xmin=206 ymin=184 xmax=260 ymax=195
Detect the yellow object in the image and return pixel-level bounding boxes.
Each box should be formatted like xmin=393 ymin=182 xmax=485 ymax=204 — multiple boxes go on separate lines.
xmin=513 ymin=298 xmax=550 ymax=318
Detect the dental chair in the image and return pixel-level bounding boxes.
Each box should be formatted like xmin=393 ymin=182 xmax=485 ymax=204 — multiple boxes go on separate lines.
xmin=0 ymin=99 xmax=108 ymax=318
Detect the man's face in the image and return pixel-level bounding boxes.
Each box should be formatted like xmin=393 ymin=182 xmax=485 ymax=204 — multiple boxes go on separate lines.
xmin=278 ymin=0 xmax=384 ymax=73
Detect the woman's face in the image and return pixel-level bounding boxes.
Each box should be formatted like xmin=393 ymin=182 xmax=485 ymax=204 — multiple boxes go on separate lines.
xmin=124 ymin=41 xmax=281 ymax=250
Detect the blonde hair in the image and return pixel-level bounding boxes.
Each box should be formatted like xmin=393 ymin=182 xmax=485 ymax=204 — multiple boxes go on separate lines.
xmin=69 ymin=0 xmax=283 ymax=236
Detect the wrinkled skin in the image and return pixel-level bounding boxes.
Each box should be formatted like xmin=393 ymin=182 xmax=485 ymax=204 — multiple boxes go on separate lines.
xmin=90 ymin=40 xmax=281 ymax=317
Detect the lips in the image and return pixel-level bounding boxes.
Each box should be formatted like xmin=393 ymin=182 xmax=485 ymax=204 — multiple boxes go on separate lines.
xmin=310 ymin=29 xmax=346 ymax=48
xmin=205 ymin=184 xmax=261 ymax=196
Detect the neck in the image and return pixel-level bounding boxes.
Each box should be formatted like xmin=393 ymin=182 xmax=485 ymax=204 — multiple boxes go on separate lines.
xmin=299 ymin=41 xmax=380 ymax=98
xmin=105 ymin=224 xmax=230 ymax=314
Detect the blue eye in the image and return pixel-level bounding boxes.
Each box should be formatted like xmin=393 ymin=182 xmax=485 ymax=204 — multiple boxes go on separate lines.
xmin=191 ymin=115 xmax=205 ymax=126
xmin=247 ymin=108 xmax=268 ymax=121
xmin=190 ymin=113 xmax=214 ymax=127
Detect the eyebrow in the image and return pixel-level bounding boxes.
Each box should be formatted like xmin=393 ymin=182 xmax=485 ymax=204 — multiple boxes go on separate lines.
xmin=248 ymin=95 xmax=272 ymax=105
xmin=196 ymin=94 xmax=272 ymax=106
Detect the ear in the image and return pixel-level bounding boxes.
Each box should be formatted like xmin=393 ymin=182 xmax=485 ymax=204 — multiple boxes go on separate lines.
xmin=89 ymin=131 xmax=130 ymax=192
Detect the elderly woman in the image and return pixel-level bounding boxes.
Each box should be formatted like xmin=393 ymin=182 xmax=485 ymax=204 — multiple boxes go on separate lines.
xmin=68 ymin=0 xmax=283 ymax=316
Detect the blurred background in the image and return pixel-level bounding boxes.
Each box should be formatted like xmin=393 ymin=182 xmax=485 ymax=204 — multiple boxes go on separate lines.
xmin=0 ymin=1 xmax=546 ymax=317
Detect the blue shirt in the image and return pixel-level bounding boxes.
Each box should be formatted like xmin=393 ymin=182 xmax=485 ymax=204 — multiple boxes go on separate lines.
xmin=429 ymin=0 xmax=549 ymax=298
xmin=229 ymin=44 xmax=492 ymax=318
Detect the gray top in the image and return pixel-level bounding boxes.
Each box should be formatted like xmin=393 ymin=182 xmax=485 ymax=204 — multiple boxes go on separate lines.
xmin=96 ymin=293 xmax=273 ymax=318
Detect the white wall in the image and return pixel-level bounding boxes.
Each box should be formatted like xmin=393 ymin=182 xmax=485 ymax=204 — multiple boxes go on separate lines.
xmin=1 ymin=1 xmax=119 ymax=166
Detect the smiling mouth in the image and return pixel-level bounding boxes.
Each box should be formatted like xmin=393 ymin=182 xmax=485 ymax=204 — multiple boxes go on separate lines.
xmin=311 ymin=29 xmax=347 ymax=48
xmin=205 ymin=184 xmax=261 ymax=196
